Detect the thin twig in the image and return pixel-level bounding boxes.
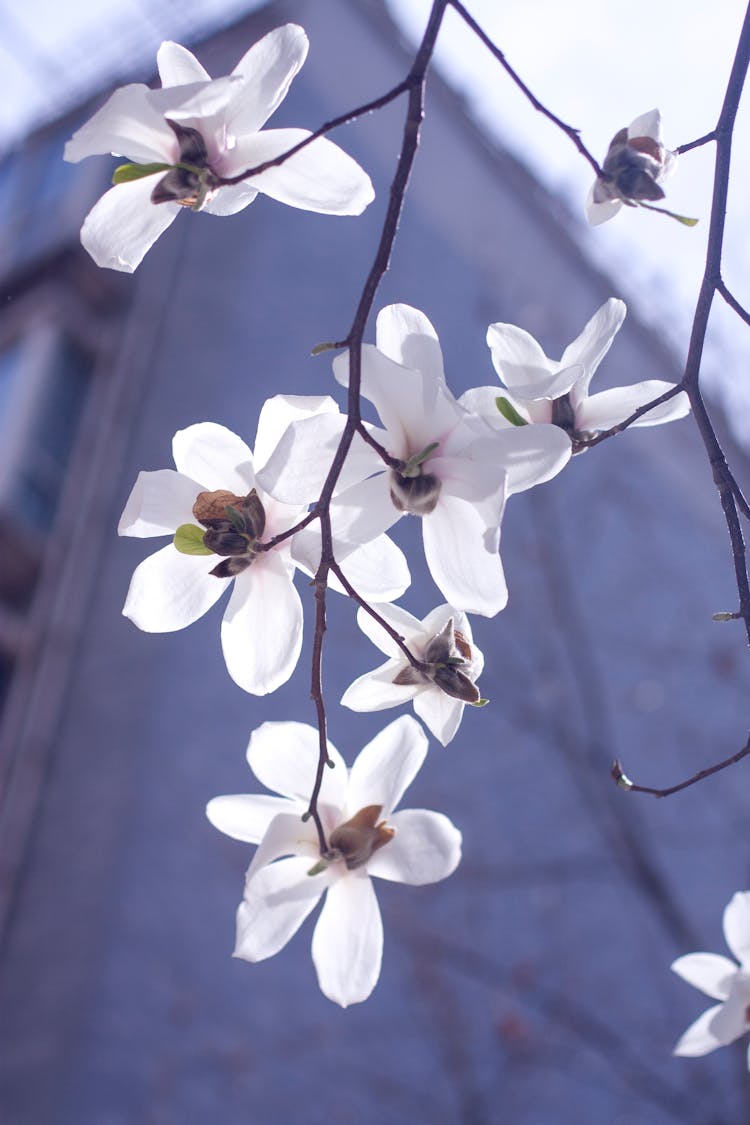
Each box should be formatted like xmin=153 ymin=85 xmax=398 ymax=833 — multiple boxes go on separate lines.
xmin=572 ymin=384 xmax=685 ymax=452
xmin=448 ymin=0 xmax=602 ymax=177
xmin=613 ymin=735 xmax=750 ymax=798
xmin=676 ymin=130 xmax=717 ymax=155
xmin=355 ymin=422 xmax=403 ymax=468
xmin=718 ymin=277 xmax=750 ymax=328
xmin=329 ymin=561 xmax=427 ymax=671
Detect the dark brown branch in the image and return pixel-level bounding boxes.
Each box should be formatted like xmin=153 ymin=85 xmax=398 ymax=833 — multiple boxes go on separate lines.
xmin=572 ymin=384 xmax=685 ymax=452
xmin=718 ymin=277 xmax=750 ymax=328
xmin=613 ymin=735 xmax=750 ymax=798
xmin=676 ymin=130 xmax=717 ymax=155
xmin=328 ymin=561 xmax=427 ymax=672
xmin=448 ymin=0 xmax=603 ymax=177
xmin=355 ymin=421 xmax=404 ymax=469
xmin=257 ymin=507 xmax=319 ymax=552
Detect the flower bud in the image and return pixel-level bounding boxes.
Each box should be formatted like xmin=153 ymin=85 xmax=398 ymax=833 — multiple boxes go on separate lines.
xmin=192 ymin=488 xmax=266 ymax=577
xmin=328 ymin=805 xmax=395 ymax=870
xmin=389 ymin=469 xmax=442 ymax=515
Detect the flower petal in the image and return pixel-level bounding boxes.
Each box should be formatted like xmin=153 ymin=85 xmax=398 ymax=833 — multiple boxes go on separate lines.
xmin=422 ymin=495 xmax=507 ymax=617
xmin=172 ymin=422 xmax=255 ymax=493
xmin=673 ymin=1004 xmax=727 ymax=1057
xmin=486 ymin=322 xmax=554 ymax=391
xmin=311 ymin=870 xmax=383 ymax=1006
xmin=123 ymin=544 xmax=229 ymax=631
xmin=220 ymin=554 xmax=302 ymax=695
xmin=563 ymin=298 xmax=626 ymax=402
xmin=341 ymin=659 xmax=422 ymax=713
xmin=375 ymin=304 xmax=444 ymax=382
xmin=244 ymin=811 xmax=320 ymax=883
xmin=335 ymin=534 xmax=410 ymax=603
xmin=254 ymin=394 xmax=339 ymax=472
xmin=228 ymin=24 xmax=309 ymax=135
xmin=234 ymin=856 xmax=327 ymax=962
xmin=585 ymin=186 xmax=622 ymax=226
xmin=201 ymin=183 xmax=259 ymax=216
xmin=79 ymin=177 xmax=180 ymax=273
xmin=64 ymin=84 xmax=176 ymax=164
xmin=671 ymin=953 xmax=738 ymax=1000
xmin=346 ymin=714 xmax=428 ymax=818
xmin=118 ymin=469 xmax=202 ymax=537
xmin=629 ymin=108 xmax=662 ymax=142
xmin=461 ymin=385 xmax=534 ymax=426
xmin=724 ymin=892 xmax=750 ymax=966
xmin=206 ymin=794 xmax=297 ymax=844
xmin=356 ymin=602 xmax=422 ymax=658
xmin=246 ymin=721 xmax=347 ymax=808
xmin=227 ymin=129 xmax=374 ymax=216
xmin=707 ymin=985 xmax=750 ymax=1045
xmin=413 ymin=690 xmax=464 ymax=747
xmin=488 ymin=424 xmax=571 ymax=496
xmin=366 ymin=808 xmax=462 ymax=884
xmin=576 ymin=382 xmax=689 ymax=434
xmin=157 ymin=41 xmax=210 ymax=86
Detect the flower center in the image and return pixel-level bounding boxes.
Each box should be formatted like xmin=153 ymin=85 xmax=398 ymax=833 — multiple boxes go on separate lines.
xmin=392 ymin=618 xmax=480 ymax=704
xmin=389 ymin=468 xmax=442 ymax=515
xmin=151 ymin=119 xmax=221 ymax=210
xmin=601 ymin=130 xmax=665 ymax=204
xmin=193 ymin=488 xmax=266 ymax=578
xmin=325 ymin=804 xmax=395 ymax=870
xmin=551 ymin=392 xmax=576 ymax=434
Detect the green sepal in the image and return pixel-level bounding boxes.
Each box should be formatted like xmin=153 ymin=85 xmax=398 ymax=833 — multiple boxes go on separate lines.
xmin=472 ymin=698 xmax=490 ymax=707
xmin=495 ymin=397 xmax=528 ymax=426
xmin=173 ymin=524 xmax=212 ymax=555
xmin=307 ymin=859 xmax=329 ymax=877
xmin=112 ymin=162 xmax=172 ymax=185
xmin=311 ymin=341 xmax=337 ymax=356
xmin=712 ymin=611 xmax=736 ymax=622
xmin=638 ymin=201 xmax=699 ymax=226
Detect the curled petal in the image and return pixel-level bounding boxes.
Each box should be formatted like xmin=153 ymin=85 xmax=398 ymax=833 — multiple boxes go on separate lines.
xmin=246 ymin=721 xmax=347 ymax=808
xmin=585 ymin=185 xmax=622 ymax=226
xmin=563 ymin=298 xmax=627 ymax=402
xmin=234 ymin=856 xmax=327 ymax=963
xmin=172 ymin=423 xmax=255 ymax=494
xmin=220 ymin=555 xmax=302 ymax=695
xmin=376 ymin=304 xmax=445 ymax=382
xmin=347 ymin=715 xmax=428 ymax=818
xmin=628 ymin=108 xmax=662 ymax=142
xmin=157 ymin=41 xmax=210 ymax=86
xmin=206 ymin=794 xmax=297 ymax=844
xmin=79 ymin=177 xmax=180 ymax=273
xmin=311 ymin=871 xmax=383 ymax=1007
xmin=123 ymin=544 xmax=229 ymax=631
xmin=576 ymin=382 xmax=689 ymax=434
xmin=118 ymin=469 xmax=201 ymax=537
xmin=366 ymin=808 xmax=462 ymax=885
xmin=229 ymin=24 xmax=310 ymax=134
xmin=671 ymin=953 xmax=737 ymax=1001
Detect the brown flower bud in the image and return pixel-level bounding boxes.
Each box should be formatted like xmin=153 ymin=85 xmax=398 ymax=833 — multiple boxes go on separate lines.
xmin=328 ymin=805 xmax=395 ymax=870
xmin=389 ymin=470 xmax=442 ymax=515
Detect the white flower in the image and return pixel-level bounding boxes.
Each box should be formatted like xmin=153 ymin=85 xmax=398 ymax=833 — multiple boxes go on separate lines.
xmin=463 ymin=298 xmax=689 ymax=440
xmin=259 ymin=304 xmax=571 ymax=616
xmin=64 ymin=25 xmax=374 ymax=271
xmin=672 ymin=892 xmax=750 ymax=1066
xmin=206 ymin=714 xmax=462 ymax=1007
xmin=341 ymin=603 xmax=483 ymax=746
xmin=118 ymin=397 xmax=408 ymax=695
xmin=587 ymin=109 xmax=677 ymax=226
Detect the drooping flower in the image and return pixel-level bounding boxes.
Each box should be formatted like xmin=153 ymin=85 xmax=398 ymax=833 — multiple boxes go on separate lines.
xmin=462 ymin=298 xmax=689 ymax=443
xmin=341 ymin=603 xmax=484 ymax=746
xmin=258 ymin=304 xmax=571 ymax=616
xmin=586 ymin=109 xmax=677 ymax=225
xmin=64 ymin=25 xmax=374 ymax=271
xmin=118 ymin=397 xmax=408 ymax=695
xmin=672 ymin=891 xmax=750 ymax=1066
xmin=206 ymin=714 xmax=461 ymax=1007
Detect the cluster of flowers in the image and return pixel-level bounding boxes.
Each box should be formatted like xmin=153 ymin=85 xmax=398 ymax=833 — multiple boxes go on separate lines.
xmin=67 ymin=21 xmax=731 ymax=1029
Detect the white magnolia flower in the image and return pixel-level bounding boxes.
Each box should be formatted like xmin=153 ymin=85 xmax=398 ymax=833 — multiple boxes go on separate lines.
xmin=341 ymin=603 xmax=484 ymax=746
xmin=64 ymin=25 xmax=374 ymax=271
xmin=118 ymin=397 xmax=408 ymax=695
xmin=463 ymin=298 xmax=689 ymax=441
xmin=587 ymin=109 xmax=677 ymax=225
xmin=259 ymin=304 xmax=571 ymax=616
xmin=206 ymin=714 xmax=461 ymax=1007
xmin=672 ymin=891 xmax=750 ymax=1066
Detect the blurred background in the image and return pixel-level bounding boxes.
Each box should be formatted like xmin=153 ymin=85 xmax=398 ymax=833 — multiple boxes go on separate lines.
xmin=1 ymin=1 xmax=750 ymax=1122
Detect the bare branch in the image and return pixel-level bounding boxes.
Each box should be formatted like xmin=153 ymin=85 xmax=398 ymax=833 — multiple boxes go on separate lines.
xmin=676 ymin=130 xmax=717 ymax=155
xmin=613 ymin=734 xmax=750 ymax=798
xmin=718 ymin=277 xmax=750 ymax=328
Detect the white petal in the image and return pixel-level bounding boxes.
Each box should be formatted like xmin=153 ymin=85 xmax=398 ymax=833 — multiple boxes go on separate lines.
xmin=118 ymin=469 xmax=201 ymax=537
xmin=707 ymin=986 xmax=750 ymax=1045
xmin=254 ymin=394 xmax=339 ymax=471
xmin=422 ymin=496 xmax=507 ymax=617
xmin=724 ymin=892 xmax=750 ymax=965
xmin=206 ymin=794 xmax=297 ymax=843
xmin=335 ymin=534 xmax=410 ymax=603
xmin=64 ymin=84 xmax=176 ymax=164
xmin=671 ymin=953 xmax=738 ymax=1000
xmin=629 ymin=108 xmax=662 ymax=141
xmin=366 ymin=808 xmax=462 ymax=884
xmin=673 ymin=1004 xmax=726 ymax=1057
xmin=576 ymin=382 xmax=689 ymax=433
xmin=489 ymin=424 xmax=571 ymax=496
xmin=246 ymin=721 xmax=347 ymax=808
xmin=486 ymin=322 xmax=553 ymax=391
xmin=346 ymin=715 xmax=428 ymax=818
xmin=220 ymin=555 xmax=302 ymax=695
xmin=376 ymin=304 xmax=444 ymax=381
xmin=123 ymin=544 xmax=229 ymax=631
xmin=356 ymin=602 xmax=422 ymax=658
xmin=413 ymin=689 xmax=464 ymax=747
xmin=227 ymin=129 xmax=374 ymax=216
xmin=201 ymin=183 xmax=259 ymax=216
xmin=461 ymin=385 xmax=530 ymax=426
xmin=290 ymin=478 xmax=399 ymax=578
xmin=228 ymin=24 xmax=309 ymax=134
xmin=172 ymin=422 xmax=254 ymax=493
xmin=150 ymin=76 xmax=241 ymax=128
xmin=79 ymin=178 xmax=180 ymax=273
xmin=311 ymin=871 xmax=383 ymax=1006
xmin=244 ymin=811 xmax=319 ymax=883
xmin=157 ymin=41 xmax=210 ymax=86
xmin=341 ymin=660 xmax=422 ymax=712
xmin=234 ymin=856 xmax=326 ymax=962
xmin=585 ymin=185 xmax=622 ymax=226
xmin=256 ymin=411 xmax=380 ymax=504
xmin=562 ymin=298 xmax=626 ymax=402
